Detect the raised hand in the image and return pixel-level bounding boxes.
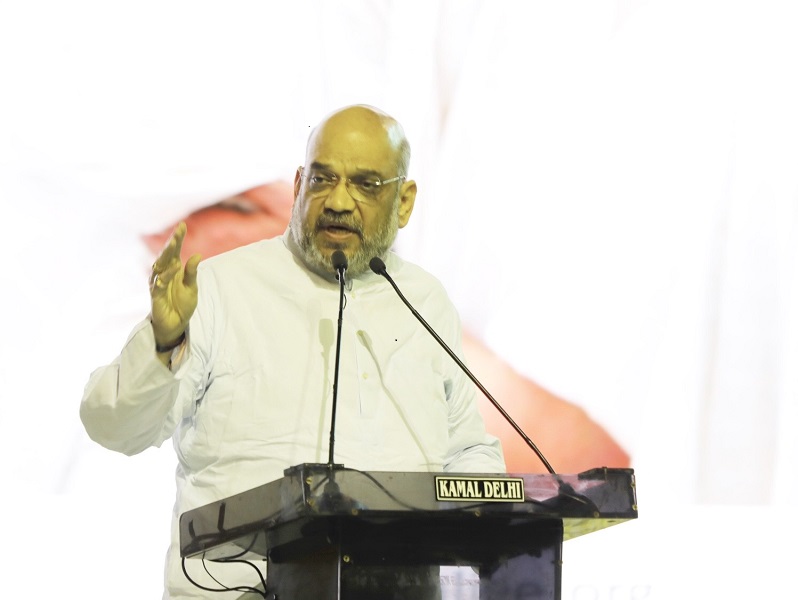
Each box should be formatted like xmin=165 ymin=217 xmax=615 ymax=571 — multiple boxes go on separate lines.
xmin=149 ymin=222 xmax=202 ymax=351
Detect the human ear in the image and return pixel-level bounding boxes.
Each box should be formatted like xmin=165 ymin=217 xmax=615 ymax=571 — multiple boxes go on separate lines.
xmin=293 ymin=168 xmax=302 ymax=200
xmin=397 ymin=180 xmax=417 ymax=228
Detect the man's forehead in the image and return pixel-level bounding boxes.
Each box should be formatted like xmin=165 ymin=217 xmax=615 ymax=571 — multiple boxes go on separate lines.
xmin=306 ymin=126 xmax=396 ymax=167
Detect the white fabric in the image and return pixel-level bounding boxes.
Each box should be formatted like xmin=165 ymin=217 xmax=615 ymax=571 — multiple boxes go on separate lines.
xmin=80 ymin=233 xmax=504 ymax=599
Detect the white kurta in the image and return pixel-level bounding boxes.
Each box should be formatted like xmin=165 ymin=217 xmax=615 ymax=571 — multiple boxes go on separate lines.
xmin=80 ymin=233 xmax=504 ymax=599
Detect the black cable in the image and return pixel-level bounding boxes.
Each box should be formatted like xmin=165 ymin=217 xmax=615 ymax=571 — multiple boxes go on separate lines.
xmin=181 ymin=556 xmax=267 ymax=598
xmin=202 ymin=557 xmax=230 ymax=589
xmin=209 ymin=558 xmax=267 ymax=592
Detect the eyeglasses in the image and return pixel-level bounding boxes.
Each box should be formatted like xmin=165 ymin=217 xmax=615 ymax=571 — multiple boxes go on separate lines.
xmin=299 ymin=166 xmax=405 ymax=204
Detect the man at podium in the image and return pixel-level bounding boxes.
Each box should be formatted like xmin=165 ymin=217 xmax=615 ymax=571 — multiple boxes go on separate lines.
xmin=80 ymin=105 xmax=506 ymax=599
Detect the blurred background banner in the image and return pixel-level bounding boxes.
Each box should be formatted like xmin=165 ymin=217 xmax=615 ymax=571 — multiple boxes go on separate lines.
xmin=1 ymin=1 xmax=796 ymax=598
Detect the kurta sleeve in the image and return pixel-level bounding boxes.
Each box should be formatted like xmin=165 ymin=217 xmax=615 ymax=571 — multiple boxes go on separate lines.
xmin=438 ymin=305 xmax=506 ymax=474
xmin=79 ymin=319 xmax=195 ymax=455
xmin=80 ymin=267 xmax=216 ymax=456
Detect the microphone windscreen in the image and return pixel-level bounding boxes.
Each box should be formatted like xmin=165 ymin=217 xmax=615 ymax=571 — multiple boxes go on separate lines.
xmin=369 ymin=256 xmax=387 ymax=275
xmin=332 ymin=250 xmax=348 ymax=271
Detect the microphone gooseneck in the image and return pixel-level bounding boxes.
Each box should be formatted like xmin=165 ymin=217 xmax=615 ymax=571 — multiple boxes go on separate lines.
xmin=328 ymin=250 xmax=348 ymax=468
xmin=369 ymin=256 xmax=557 ymax=476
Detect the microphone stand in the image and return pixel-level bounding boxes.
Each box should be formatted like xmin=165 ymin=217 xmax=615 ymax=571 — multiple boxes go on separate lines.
xmin=316 ymin=250 xmax=366 ymax=513
xmin=284 ymin=251 xmax=364 ymax=514
xmin=369 ymin=257 xmax=557 ymax=475
xmin=327 ymin=251 xmax=347 ymax=469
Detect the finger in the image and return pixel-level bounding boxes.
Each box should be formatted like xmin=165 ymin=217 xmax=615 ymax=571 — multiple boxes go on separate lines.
xmin=172 ymin=221 xmax=188 ymax=257
xmin=150 ymin=261 xmax=181 ymax=295
xmin=153 ymin=222 xmax=187 ymax=273
xmin=183 ymin=254 xmax=202 ymax=288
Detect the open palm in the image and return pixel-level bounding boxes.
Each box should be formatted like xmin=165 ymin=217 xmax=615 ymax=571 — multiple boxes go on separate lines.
xmin=149 ymin=222 xmax=201 ymax=347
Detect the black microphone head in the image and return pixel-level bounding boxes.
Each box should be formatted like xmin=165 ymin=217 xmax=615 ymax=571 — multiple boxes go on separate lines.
xmin=331 ymin=250 xmax=348 ymax=272
xmin=369 ymin=256 xmax=387 ymax=275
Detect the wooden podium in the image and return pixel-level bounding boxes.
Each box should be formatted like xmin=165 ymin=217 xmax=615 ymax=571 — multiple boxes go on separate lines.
xmin=180 ymin=464 xmax=637 ymax=599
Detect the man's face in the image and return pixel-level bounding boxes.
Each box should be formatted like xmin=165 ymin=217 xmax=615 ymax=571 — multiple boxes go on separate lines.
xmin=289 ymin=112 xmax=414 ymax=277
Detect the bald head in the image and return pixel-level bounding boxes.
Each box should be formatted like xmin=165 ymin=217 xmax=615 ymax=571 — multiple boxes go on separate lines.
xmin=306 ymin=105 xmax=411 ymax=176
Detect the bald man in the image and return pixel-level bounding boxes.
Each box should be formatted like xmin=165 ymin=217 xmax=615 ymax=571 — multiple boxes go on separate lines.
xmin=80 ymin=105 xmax=505 ymax=599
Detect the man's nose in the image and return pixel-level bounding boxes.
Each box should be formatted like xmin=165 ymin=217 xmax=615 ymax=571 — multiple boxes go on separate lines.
xmin=323 ymin=179 xmax=357 ymax=212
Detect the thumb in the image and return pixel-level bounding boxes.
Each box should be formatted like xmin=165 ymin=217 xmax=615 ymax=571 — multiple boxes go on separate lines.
xmin=183 ymin=254 xmax=202 ymax=288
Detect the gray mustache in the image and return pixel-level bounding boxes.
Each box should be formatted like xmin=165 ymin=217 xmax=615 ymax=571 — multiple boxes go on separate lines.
xmin=316 ymin=216 xmax=362 ymax=235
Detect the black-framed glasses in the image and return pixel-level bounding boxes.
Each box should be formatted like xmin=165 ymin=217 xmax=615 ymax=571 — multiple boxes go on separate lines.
xmin=299 ymin=166 xmax=405 ymax=204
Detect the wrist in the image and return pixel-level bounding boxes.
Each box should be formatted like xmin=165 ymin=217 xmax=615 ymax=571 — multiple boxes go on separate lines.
xmin=155 ymin=331 xmax=186 ymax=354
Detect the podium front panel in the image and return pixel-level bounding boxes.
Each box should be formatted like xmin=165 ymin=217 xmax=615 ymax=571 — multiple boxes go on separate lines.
xmin=179 ymin=466 xmax=636 ymax=599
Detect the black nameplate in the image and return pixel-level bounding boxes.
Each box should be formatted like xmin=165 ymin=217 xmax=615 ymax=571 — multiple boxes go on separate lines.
xmin=434 ymin=476 xmax=525 ymax=502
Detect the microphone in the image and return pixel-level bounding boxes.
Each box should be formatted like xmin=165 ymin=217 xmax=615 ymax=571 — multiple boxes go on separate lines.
xmin=327 ymin=250 xmax=348 ymax=469
xmin=332 ymin=249 xmax=347 ymax=283
xmin=369 ymin=256 xmax=557 ymax=475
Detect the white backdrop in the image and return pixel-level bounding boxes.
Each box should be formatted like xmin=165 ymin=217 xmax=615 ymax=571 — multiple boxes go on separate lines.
xmin=1 ymin=1 xmax=796 ymax=598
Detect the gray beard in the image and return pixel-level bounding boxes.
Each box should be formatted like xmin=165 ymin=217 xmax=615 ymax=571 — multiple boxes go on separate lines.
xmin=289 ymin=197 xmax=400 ymax=278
